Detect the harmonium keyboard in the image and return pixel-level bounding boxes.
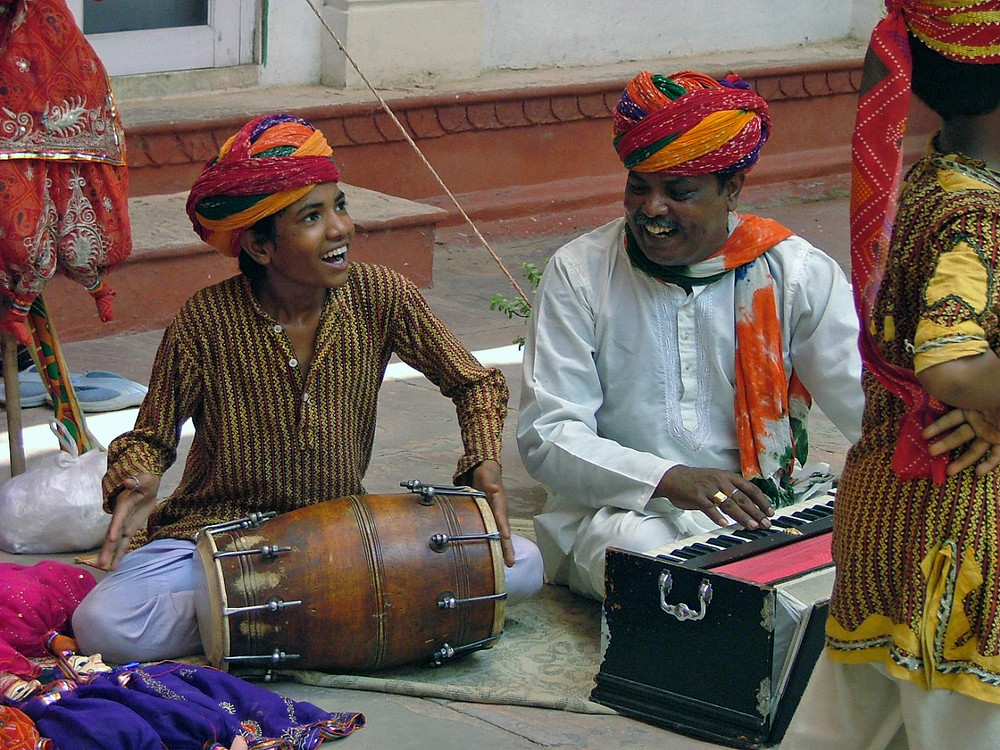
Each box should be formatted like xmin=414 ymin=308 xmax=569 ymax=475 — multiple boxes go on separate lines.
xmin=591 ymin=493 xmax=836 ymax=749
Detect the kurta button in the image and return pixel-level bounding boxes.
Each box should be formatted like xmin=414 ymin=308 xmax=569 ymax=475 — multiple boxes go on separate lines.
xmin=289 ymin=358 xmax=298 ymax=368
xmin=302 ymin=393 xmax=309 ymax=402
xmin=273 ymin=324 xmax=282 ymax=333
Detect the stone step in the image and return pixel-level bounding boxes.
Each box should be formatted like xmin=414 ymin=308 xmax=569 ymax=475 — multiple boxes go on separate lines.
xmin=43 ymin=44 xmax=943 ymax=344
xmin=42 ymin=184 xmax=445 ymax=344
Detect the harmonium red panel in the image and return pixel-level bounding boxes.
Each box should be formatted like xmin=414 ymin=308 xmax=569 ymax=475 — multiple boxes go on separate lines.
xmin=591 ymin=494 xmax=835 ymax=749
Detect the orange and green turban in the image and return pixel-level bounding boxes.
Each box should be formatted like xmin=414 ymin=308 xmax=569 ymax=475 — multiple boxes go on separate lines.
xmin=613 ymin=70 xmax=771 ymax=175
xmin=186 ymin=113 xmax=341 ymax=257
xmin=850 ymin=0 xmax=1000 ymax=482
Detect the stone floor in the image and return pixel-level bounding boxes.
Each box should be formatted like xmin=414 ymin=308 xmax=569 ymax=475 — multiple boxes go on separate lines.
xmin=0 ymin=188 xmax=855 ymax=749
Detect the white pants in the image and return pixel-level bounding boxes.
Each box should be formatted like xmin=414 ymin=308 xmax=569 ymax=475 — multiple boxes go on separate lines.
xmin=535 ymin=504 xmax=717 ymax=601
xmin=781 ymin=653 xmax=1000 ymax=750
xmin=73 ymin=534 xmax=544 ymax=665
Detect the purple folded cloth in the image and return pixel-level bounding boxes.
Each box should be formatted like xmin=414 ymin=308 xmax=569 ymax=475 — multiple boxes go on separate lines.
xmin=20 ymin=661 xmax=366 ymax=749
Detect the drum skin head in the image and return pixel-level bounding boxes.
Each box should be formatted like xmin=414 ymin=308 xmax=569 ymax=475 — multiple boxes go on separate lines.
xmin=194 ymin=529 xmax=230 ymax=670
xmin=473 ymin=494 xmax=507 ymax=639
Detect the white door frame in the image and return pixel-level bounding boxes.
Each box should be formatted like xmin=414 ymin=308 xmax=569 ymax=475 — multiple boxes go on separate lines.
xmin=66 ymin=0 xmax=256 ymax=76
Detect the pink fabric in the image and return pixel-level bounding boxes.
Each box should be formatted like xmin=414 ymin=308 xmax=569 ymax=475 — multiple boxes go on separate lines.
xmin=0 ymin=562 xmax=95 ymax=679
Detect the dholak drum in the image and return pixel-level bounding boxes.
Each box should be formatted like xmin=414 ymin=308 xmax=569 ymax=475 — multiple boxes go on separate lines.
xmin=193 ymin=482 xmax=506 ymax=675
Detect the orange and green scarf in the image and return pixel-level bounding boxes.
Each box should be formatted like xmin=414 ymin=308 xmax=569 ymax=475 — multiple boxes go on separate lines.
xmin=627 ymin=214 xmax=809 ymax=506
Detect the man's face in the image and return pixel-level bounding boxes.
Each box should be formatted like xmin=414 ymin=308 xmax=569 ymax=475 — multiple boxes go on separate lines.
xmin=623 ymin=170 xmax=744 ymax=267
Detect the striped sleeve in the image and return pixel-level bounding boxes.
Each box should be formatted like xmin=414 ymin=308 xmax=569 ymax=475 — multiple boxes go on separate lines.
xmin=102 ymin=306 xmax=204 ymax=510
xmin=373 ymin=267 xmax=509 ymax=480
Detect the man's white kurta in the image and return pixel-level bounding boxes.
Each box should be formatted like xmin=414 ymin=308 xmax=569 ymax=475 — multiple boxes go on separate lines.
xmin=517 ymin=217 xmax=864 ymax=599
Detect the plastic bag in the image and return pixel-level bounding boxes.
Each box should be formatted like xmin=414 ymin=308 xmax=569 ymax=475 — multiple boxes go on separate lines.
xmin=0 ymin=421 xmax=110 ymax=554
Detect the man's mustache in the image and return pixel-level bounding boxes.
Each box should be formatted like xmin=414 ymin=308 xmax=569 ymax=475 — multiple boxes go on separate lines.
xmin=635 ymin=213 xmax=680 ymax=232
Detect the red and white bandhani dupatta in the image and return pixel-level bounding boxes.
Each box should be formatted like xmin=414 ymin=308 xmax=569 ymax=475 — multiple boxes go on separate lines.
xmin=850 ymin=0 xmax=1000 ymax=482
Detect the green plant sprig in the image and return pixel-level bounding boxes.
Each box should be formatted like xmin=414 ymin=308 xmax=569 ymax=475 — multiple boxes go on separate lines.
xmin=489 ymin=261 xmax=545 ymax=347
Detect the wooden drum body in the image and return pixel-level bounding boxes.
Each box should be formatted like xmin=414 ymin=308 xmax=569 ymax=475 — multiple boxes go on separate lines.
xmin=193 ymin=483 xmax=506 ymax=674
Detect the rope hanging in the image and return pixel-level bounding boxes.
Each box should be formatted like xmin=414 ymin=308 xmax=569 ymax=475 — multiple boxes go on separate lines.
xmin=302 ymin=0 xmax=529 ymax=305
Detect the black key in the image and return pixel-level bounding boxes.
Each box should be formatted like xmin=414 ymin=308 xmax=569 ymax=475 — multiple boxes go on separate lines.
xmin=791 ymin=509 xmax=824 ymax=521
xmin=715 ymin=534 xmax=747 ymax=545
xmin=704 ymin=536 xmax=742 ymax=548
xmin=656 ymin=554 xmax=686 ymax=563
xmin=734 ymin=528 xmax=773 ymax=540
xmin=670 ymin=547 xmax=704 ymax=560
xmin=771 ymin=517 xmax=805 ymax=528
xmin=688 ymin=543 xmax=721 ymax=555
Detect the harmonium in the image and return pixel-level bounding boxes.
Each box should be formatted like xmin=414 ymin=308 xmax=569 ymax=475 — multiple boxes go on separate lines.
xmin=591 ymin=493 xmax=836 ymax=749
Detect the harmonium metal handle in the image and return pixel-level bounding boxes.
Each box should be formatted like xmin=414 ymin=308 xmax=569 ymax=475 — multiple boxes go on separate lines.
xmin=658 ymin=571 xmax=713 ymax=622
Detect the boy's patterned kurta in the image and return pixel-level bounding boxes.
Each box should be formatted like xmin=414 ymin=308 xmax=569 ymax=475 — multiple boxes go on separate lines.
xmin=828 ymin=149 xmax=1000 ymax=703
xmin=102 ymin=264 xmax=508 ymax=544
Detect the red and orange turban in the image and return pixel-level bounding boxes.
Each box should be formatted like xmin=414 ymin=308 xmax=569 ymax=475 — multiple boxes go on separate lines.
xmin=851 ymin=0 xmax=1000 ymax=482
xmin=612 ymin=70 xmax=771 ymax=175
xmin=186 ymin=114 xmax=341 ymax=257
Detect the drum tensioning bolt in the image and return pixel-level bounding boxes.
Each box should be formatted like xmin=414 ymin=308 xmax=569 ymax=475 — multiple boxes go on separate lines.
xmin=432 ymin=643 xmax=456 ymax=664
xmin=222 ymin=596 xmax=303 ymax=618
xmin=430 ymin=635 xmax=502 ymax=666
xmin=437 ymin=591 xmax=507 ymax=609
xmin=199 ymin=511 xmax=277 ymax=537
xmin=224 ymin=648 xmax=300 ymax=665
xmin=213 ymin=544 xmax=291 ymax=562
xmin=429 ymin=531 xmax=501 ymax=552
xmin=401 ymin=480 xmax=486 ymax=505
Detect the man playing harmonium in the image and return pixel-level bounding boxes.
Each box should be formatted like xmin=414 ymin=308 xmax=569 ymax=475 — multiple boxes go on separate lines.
xmin=71 ymin=113 xmax=543 ymax=664
xmin=516 ymin=67 xmax=978 ymax=603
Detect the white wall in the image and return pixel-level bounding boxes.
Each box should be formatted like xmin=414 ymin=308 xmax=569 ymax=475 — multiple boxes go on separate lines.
xmin=850 ymin=0 xmax=885 ymax=41
xmin=265 ymin=0 xmax=876 ymax=86
xmin=257 ymin=0 xmax=324 ymax=86
xmin=480 ymin=0 xmax=855 ymax=70
xmin=97 ymin=0 xmax=878 ymax=89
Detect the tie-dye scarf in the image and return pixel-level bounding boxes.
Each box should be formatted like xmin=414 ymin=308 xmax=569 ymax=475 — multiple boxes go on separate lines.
xmin=627 ymin=214 xmax=809 ymax=506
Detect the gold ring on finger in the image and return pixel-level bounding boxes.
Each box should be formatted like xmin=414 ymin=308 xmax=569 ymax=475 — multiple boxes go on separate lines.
xmin=712 ymin=490 xmax=729 ymax=505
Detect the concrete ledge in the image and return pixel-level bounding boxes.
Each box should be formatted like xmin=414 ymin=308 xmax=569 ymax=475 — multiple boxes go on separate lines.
xmin=68 ymin=46 xmax=941 ymax=344
xmin=119 ymin=53 xmax=937 ymax=235
xmin=42 ymin=184 xmax=445 ymax=343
